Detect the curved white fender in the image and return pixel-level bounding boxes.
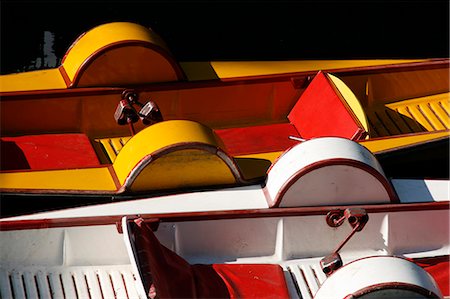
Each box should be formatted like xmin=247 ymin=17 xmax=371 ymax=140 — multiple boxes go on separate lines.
xmin=314 ymin=256 xmax=442 ymax=299
xmin=264 ymin=137 xmax=398 ymax=207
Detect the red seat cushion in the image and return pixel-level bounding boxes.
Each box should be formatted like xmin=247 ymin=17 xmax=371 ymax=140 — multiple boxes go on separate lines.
xmin=215 ymin=123 xmax=299 ymax=156
xmin=411 ymin=255 xmax=449 ymax=297
xmin=1 ymin=134 xmax=100 ymax=171
xmin=132 ymin=218 xmax=290 ymax=298
xmin=288 ymin=71 xmax=366 ymax=140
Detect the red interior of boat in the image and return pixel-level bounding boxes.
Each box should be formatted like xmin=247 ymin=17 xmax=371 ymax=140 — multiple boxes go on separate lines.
xmin=0 ymin=71 xmax=368 ymax=171
xmin=132 ymin=218 xmax=290 ymax=299
xmin=411 ymin=255 xmax=450 ymax=297
xmin=215 ymin=123 xmax=299 ymax=156
xmin=216 ymin=71 xmax=366 ymax=156
xmin=0 ymin=134 xmax=100 ymax=171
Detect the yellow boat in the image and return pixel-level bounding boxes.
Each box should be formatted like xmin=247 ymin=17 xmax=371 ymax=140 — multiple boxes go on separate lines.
xmin=1 ymin=22 xmax=448 ymax=197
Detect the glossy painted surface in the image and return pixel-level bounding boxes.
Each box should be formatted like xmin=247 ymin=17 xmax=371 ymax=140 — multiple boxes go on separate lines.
xmin=0 ymin=69 xmax=66 ymax=92
xmin=0 ymin=167 xmax=116 ymax=191
xmin=314 ymin=256 xmax=442 ymax=299
xmin=265 ymin=137 xmax=393 ymax=207
xmin=207 ymin=59 xmax=428 ymax=80
xmin=0 ymin=206 xmax=448 ymax=298
xmin=360 ymin=130 xmax=450 ymax=153
xmin=112 ymin=120 xmax=235 ymax=188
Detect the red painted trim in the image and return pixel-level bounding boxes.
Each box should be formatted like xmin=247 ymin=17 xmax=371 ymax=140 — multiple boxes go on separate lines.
xmin=107 ymin=165 xmax=121 ymax=190
xmin=0 ymin=201 xmax=447 ymax=231
xmin=60 ymin=31 xmax=87 ymax=64
xmin=268 ymin=158 xmax=399 ymax=208
xmin=58 ymin=65 xmax=72 ymax=87
xmin=66 ymin=40 xmax=185 ymax=88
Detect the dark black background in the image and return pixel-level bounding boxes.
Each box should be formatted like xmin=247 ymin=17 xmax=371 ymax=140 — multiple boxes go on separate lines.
xmin=1 ymin=0 xmax=449 ymax=74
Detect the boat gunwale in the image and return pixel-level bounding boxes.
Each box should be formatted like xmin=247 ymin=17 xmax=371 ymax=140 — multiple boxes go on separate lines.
xmin=0 ymin=201 xmax=447 ymax=231
xmin=1 ymin=59 xmax=448 ymax=100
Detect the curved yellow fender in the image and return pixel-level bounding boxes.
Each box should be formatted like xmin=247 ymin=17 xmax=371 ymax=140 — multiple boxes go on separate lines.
xmin=113 ymin=120 xmax=241 ymax=192
xmin=60 ymin=22 xmax=184 ymax=87
xmin=0 ymin=22 xmax=184 ymax=92
xmin=0 ymin=120 xmax=242 ymax=193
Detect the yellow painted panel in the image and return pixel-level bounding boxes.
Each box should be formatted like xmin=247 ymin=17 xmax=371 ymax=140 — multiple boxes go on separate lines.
xmin=418 ymin=103 xmax=446 ymax=130
xmin=394 ymin=106 xmax=424 ymax=132
xmin=62 ymin=22 xmax=169 ymax=82
xmin=0 ymin=167 xmax=117 ymax=191
xmin=429 ymin=102 xmax=449 ymax=129
xmin=129 ymin=149 xmax=236 ymax=191
xmin=0 ymin=69 xmax=66 ymax=92
xmin=328 ymin=74 xmax=370 ymax=135
xmin=360 ymin=131 xmax=450 ymax=153
xmin=96 ymin=136 xmax=132 ymax=162
xmin=113 ymin=120 xmax=223 ymax=184
xmin=386 ymin=93 xmax=450 ymax=132
xmin=210 ymin=60 xmax=426 ymax=79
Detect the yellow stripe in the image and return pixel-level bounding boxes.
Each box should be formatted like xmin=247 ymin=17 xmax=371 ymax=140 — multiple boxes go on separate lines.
xmin=0 ymin=167 xmax=117 ymax=191
xmin=0 ymin=69 xmax=66 ymax=92
xmin=208 ymin=60 xmax=427 ymax=79
xmin=360 ymin=131 xmax=450 ymax=153
xmin=95 ymin=137 xmax=132 ymax=162
xmin=429 ymin=101 xmax=449 ymax=129
xmin=368 ymin=93 xmax=450 ymax=136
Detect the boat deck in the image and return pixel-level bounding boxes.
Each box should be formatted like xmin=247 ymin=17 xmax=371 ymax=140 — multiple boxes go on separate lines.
xmin=0 ymin=265 xmax=138 ymax=299
xmin=4 ymin=257 xmax=446 ymax=299
xmin=0 ymin=259 xmax=329 ymax=299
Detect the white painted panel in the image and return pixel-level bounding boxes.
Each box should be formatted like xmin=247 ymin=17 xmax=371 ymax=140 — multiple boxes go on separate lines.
xmin=280 ymin=165 xmax=390 ymax=207
xmin=23 ymin=272 xmax=39 ymax=299
xmin=0 ymin=269 xmax=13 ymax=299
xmin=393 ymin=179 xmax=450 ymax=203
xmin=48 ymin=272 xmax=65 ymax=299
xmin=0 ymin=228 xmax=64 ymax=266
xmin=265 ymin=137 xmax=388 ymax=207
xmin=35 ymin=271 xmax=52 ymax=298
xmin=314 ymin=256 xmax=443 ymax=299
xmin=64 ymin=225 xmax=129 ymax=266
xmin=175 ymin=218 xmax=279 ymax=263
xmin=4 ymin=185 xmax=267 ymax=221
xmin=283 ymin=214 xmax=388 ymax=260
xmin=388 ymin=210 xmax=450 ymax=255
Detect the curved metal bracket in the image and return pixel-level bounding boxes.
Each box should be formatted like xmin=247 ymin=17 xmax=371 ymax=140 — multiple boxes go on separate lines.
xmin=321 ymin=208 xmax=369 ymax=276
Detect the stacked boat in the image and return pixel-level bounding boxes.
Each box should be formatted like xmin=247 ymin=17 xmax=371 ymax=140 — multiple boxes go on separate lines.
xmin=0 ymin=22 xmax=448 ymax=299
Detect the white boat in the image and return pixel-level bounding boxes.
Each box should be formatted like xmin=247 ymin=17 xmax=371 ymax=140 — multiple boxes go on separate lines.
xmin=1 ymin=201 xmax=447 ymax=298
xmin=0 ymin=137 xmax=448 ymax=298
xmin=4 ymin=137 xmax=448 ymax=219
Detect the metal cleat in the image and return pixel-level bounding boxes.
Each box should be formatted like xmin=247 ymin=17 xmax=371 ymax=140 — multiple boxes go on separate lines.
xmin=114 ymin=99 xmax=139 ymax=125
xmin=139 ymin=101 xmax=163 ymax=125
